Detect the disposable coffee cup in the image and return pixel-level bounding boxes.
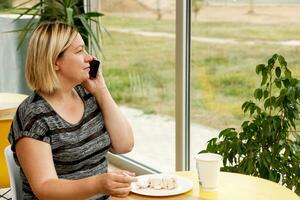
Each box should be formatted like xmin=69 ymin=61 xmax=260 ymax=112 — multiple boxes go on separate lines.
xmin=194 ymin=153 xmax=223 ymax=191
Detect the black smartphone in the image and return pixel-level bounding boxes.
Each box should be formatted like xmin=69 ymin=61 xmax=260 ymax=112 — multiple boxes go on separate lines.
xmin=89 ymin=59 xmax=100 ymax=79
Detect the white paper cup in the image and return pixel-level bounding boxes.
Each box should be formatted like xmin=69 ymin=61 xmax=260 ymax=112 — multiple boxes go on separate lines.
xmin=194 ymin=153 xmax=223 ymax=191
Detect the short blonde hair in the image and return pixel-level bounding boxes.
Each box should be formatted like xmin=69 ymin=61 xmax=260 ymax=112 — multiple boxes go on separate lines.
xmin=25 ymin=22 xmax=78 ymax=94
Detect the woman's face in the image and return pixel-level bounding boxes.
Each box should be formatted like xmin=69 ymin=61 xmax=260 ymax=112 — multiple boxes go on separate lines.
xmin=55 ymin=33 xmax=92 ymax=84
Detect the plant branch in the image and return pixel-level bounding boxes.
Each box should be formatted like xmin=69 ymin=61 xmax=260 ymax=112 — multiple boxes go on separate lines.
xmin=268 ymin=64 xmax=273 ymax=115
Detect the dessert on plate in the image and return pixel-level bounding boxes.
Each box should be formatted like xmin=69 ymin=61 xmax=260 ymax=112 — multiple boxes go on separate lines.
xmin=136 ymin=175 xmax=177 ymax=190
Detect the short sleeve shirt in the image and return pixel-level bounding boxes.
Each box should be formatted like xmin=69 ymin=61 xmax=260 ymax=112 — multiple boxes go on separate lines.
xmin=8 ymin=85 xmax=111 ymax=200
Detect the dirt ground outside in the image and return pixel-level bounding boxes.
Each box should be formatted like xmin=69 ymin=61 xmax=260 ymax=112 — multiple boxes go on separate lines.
xmin=11 ymin=0 xmax=300 ymax=25
xmin=101 ymin=0 xmax=300 ymax=25
xmin=193 ymin=5 xmax=300 ymax=24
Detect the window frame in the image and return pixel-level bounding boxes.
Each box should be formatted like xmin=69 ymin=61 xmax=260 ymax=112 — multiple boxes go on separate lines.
xmin=88 ymin=0 xmax=192 ymax=174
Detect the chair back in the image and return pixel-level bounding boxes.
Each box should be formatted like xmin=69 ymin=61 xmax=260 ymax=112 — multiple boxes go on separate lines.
xmin=0 ymin=118 xmax=13 ymax=188
xmin=5 ymin=145 xmax=22 ymax=200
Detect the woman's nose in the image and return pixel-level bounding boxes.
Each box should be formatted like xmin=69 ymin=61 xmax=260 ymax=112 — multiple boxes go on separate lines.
xmin=85 ymin=54 xmax=93 ymax=62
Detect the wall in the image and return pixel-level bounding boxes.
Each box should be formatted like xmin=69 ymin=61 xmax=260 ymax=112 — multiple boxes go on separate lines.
xmin=0 ymin=14 xmax=31 ymax=94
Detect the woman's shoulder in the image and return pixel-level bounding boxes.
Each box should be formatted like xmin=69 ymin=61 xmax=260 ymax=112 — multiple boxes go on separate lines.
xmin=16 ymin=92 xmax=52 ymax=122
xmin=10 ymin=92 xmax=51 ymax=151
xmin=18 ymin=92 xmax=46 ymax=111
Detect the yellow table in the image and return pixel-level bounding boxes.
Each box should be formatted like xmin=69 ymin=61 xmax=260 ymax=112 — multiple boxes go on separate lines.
xmin=0 ymin=93 xmax=27 ymax=117
xmin=112 ymin=171 xmax=299 ymax=200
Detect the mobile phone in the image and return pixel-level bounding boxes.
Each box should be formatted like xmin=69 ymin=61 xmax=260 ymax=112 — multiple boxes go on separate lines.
xmin=89 ymin=59 xmax=100 ymax=79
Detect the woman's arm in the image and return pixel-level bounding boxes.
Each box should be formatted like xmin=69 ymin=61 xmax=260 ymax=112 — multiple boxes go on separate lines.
xmin=83 ymin=73 xmax=134 ymax=154
xmin=16 ymin=137 xmax=135 ymax=200
xmin=93 ymin=86 xmax=134 ymax=154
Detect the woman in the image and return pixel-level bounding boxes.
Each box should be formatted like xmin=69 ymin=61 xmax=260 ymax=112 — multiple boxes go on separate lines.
xmin=8 ymin=21 xmax=136 ymax=200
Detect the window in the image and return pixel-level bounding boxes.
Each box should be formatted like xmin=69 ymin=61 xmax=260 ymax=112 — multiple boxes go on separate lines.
xmin=98 ymin=0 xmax=176 ymax=172
xmin=190 ymin=0 xmax=300 ymax=170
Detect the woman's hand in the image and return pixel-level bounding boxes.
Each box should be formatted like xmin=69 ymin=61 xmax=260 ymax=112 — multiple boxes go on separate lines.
xmin=82 ymin=72 xmax=107 ymax=96
xmin=96 ymin=171 xmax=137 ymax=197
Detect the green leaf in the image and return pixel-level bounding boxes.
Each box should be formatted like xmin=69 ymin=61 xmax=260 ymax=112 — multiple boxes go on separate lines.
xmin=66 ymin=7 xmax=74 ymax=24
xmin=237 ymin=141 xmax=242 ymax=155
xmin=285 ymin=69 xmax=292 ymax=79
xmin=272 ymin=53 xmax=278 ymax=60
xmin=274 ymin=78 xmax=282 ymax=89
xmin=278 ymin=55 xmax=287 ymax=67
xmin=290 ymin=78 xmax=298 ymax=86
xmin=250 ymin=104 xmax=256 ymax=115
xmin=219 ymin=128 xmax=237 ymax=139
xmin=254 ymin=88 xmax=263 ymax=100
xmin=283 ymin=147 xmax=290 ymax=161
xmin=261 ymin=154 xmax=269 ymax=169
xmin=256 ymin=107 xmax=261 ymax=114
xmin=85 ymin=12 xmax=104 ymax=17
xmin=247 ymin=159 xmax=254 ymax=174
xmin=261 ymin=68 xmax=268 ymax=86
xmin=262 ymin=120 xmax=271 ymax=137
xmin=269 ymin=170 xmax=278 ymax=182
xmin=256 ymin=64 xmax=265 ymax=75
xmin=75 ymin=15 xmax=102 ymax=55
xmin=263 ymin=90 xmax=269 ymax=98
xmin=282 ymin=79 xmax=290 ymax=88
xmin=275 ymin=67 xmax=281 ymax=78
xmin=17 ymin=14 xmax=39 ymax=49
xmin=242 ymin=101 xmax=251 ymax=113
xmin=287 ymin=87 xmax=296 ymax=101
xmin=241 ymin=121 xmax=249 ymax=130
xmin=270 ymin=96 xmax=276 ymax=106
xmin=268 ymin=57 xmax=275 ymax=67
xmin=242 ymin=101 xmax=249 ymax=111
xmin=12 ymin=2 xmax=42 ymax=23
xmin=272 ymin=117 xmax=281 ymax=130
xmin=264 ymin=98 xmax=271 ymax=109
xmin=205 ymin=138 xmax=218 ymax=152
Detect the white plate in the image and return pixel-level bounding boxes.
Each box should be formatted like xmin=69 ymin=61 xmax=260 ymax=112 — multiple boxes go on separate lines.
xmin=131 ymin=174 xmax=193 ymax=196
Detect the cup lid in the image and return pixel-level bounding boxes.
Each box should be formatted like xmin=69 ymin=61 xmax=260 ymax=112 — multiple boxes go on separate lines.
xmin=194 ymin=153 xmax=223 ymax=161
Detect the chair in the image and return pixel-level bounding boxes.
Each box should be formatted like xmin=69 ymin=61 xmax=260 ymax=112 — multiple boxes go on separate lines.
xmin=4 ymin=145 xmax=22 ymax=200
xmin=0 ymin=118 xmax=13 ymax=199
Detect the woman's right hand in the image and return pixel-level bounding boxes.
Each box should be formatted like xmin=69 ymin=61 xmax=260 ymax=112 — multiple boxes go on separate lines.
xmin=97 ymin=171 xmax=137 ymax=197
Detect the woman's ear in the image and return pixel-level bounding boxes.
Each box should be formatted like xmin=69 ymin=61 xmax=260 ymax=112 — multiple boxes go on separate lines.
xmin=54 ymin=60 xmax=60 ymax=71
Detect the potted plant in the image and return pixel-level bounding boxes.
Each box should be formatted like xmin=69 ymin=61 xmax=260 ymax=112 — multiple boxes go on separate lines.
xmin=13 ymin=0 xmax=104 ymax=57
xmin=201 ymin=54 xmax=300 ymax=195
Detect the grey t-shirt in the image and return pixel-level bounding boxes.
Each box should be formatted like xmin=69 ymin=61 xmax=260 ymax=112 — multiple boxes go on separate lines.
xmin=8 ymin=85 xmax=111 ymax=200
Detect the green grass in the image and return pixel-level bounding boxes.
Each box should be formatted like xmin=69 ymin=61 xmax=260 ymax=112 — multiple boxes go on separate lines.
xmin=191 ymin=22 xmax=300 ymax=41
xmin=102 ymin=32 xmax=176 ymax=117
xmin=102 ymin=21 xmax=300 ymax=130
xmin=190 ymin=41 xmax=300 ymax=129
xmin=102 ymin=16 xmax=175 ymax=33
xmin=103 ymin=16 xmax=300 ymax=41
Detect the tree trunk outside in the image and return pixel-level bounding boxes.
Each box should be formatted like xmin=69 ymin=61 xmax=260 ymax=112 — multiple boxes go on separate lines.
xmin=248 ymin=0 xmax=255 ymax=14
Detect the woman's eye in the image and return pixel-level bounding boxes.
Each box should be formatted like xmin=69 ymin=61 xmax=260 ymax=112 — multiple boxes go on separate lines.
xmin=76 ymin=49 xmax=83 ymax=53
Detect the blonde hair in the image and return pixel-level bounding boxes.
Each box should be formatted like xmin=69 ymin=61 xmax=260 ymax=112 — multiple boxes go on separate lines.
xmin=25 ymin=22 xmax=78 ymax=94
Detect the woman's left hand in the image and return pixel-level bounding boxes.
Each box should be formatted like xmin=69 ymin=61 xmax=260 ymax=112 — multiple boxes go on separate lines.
xmin=82 ymin=72 xmax=107 ymax=96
